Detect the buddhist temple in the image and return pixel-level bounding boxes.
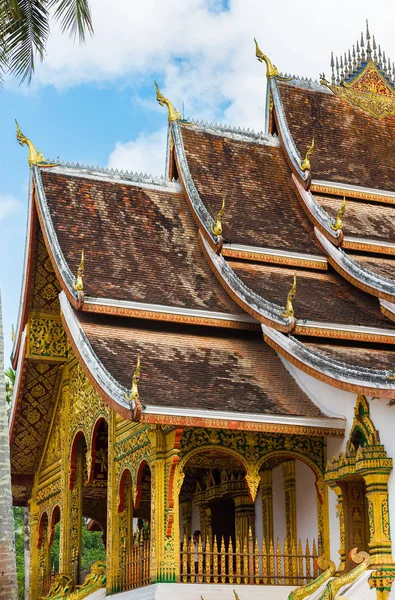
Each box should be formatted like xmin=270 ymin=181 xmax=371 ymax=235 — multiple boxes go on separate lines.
xmin=9 ymin=21 xmax=395 ymax=600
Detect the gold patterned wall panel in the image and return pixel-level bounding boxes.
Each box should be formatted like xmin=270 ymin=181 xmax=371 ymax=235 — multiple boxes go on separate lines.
xmin=68 ymin=362 xmax=109 ymax=455
xmin=27 ymin=316 xmax=67 ymax=361
xmin=11 ymin=361 xmax=63 ymax=476
xmin=29 ymin=228 xmax=61 ymax=313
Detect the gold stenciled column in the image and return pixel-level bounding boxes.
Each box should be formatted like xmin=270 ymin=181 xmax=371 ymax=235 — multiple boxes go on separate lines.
xmin=363 ymin=471 xmax=392 ymax=566
xmin=69 ymin=440 xmax=83 ymax=585
xmin=28 ymin=497 xmax=40 ymax=600
xmin=234 ymin=494 xmax=255 ymax=543
xmin=328 ymin=483 xmax=346 ymax=572
xmin=261 ymin=469 xmax=274 ymax=544
xmin=282 ymin=460 xmax=297 ymax=546
xmin=106 ymin=409 xmax=119 ymax=594
xmin=59 ymin=364 xmax=71 ymax=576
xmin=180 ymin=500 xmax=192 ymax=540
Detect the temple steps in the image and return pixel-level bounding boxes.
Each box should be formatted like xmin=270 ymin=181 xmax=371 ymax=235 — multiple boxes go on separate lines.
xmin=108 ymin=584 xmax=296 ymax=600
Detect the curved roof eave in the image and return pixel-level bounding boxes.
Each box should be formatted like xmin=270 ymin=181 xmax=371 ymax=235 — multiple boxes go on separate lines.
xmin=59 ymin=292 xmax=138 ymax=421
xmin=11 ymin=176 xmax=37 ymax=368
xmin=32 ymin=166 xmax=80 ymax=306
xmin=270 ymin=78 xmax=310 ymax=188
xmin=262 ymin=323 xmax=395 ymax=399
xmin=200 ymin=233 xmax=294 ymax=332
xmin=292 ymin=175 xmax=342 ymax=245
xmin=171 ymin=121 xmax=219 ymax=248
xmin=315 ymin=228 xmax=395 ymax=302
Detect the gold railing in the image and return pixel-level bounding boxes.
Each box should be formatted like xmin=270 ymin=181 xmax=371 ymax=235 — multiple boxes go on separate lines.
xmin=180 ymin=533 xmax=319 ymax=585
xmin=120 ymin=531 xmax=151 ymax=591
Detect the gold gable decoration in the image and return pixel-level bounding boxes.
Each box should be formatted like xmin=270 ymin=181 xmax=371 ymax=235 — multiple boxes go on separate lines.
xmin=321 ymin=21 xmax=395 ymax=119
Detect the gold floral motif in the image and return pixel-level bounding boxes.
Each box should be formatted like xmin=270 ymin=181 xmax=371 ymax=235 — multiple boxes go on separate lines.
xmin=28 ymin=316 xmax=67 ymax=360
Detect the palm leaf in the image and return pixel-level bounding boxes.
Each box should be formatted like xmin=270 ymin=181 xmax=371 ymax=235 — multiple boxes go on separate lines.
xmin=49 ymin=0 xmax=93 ymax=43
xmin=4 ymin=0 xmax=49 ymax=83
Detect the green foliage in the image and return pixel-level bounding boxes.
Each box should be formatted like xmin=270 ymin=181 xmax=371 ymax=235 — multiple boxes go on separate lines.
xmin=5 ymin=366 xmax=15 ymax=406
xmin=13 ymin=507 xmax=25 ymax=600
xmin=80 ymin=524 xmax=106 ymax=573
xmin=0 ymin=0 xmax=93 ymax=84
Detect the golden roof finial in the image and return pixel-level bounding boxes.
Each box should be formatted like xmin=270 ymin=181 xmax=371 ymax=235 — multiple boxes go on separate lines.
xmin=330 ymin=197 xmax=347 ymax=231
xmin=155 ymin=81 xmax=182 ymax=123
xmin=125 ymin=355 xmax=141 ymax=402
xmin=15 ymin=120 xmax=46 ymax=166
xmin=11 ymin=324 xmax=15 ymax=343
xmin=300 ymin=138 xmax=315 ymax=171
xmin=72 ymin=250 xmax=85 ymax=292
xmin=281 ymin=274 xmax=297 ymax=318
xmin=211 ymin=196 xmax=225 ymax=237
xmin=254 ymin=38 xmax=280 ymax=78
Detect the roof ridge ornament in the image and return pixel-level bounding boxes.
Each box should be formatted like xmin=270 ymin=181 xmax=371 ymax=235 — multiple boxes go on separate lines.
xmin=300 ymin=138 xmax=314 ymax=171
xmin=72 ymin=250 xmax=85 ymax=309
xmin=330 ymin=197 xmax=347 ymax=231
xmin=125 ymin=355 xmax=141 ymax=402
xmin=281 ymin=274 xmax=297 ymax=318
xmin=15 ymin=120 xmax=47 ymax=166
xmin=211 ymin=196 xmax=225 ymax=237
xmin=155 ymin=81 xmax=182 ymax=123
xmin=254 ymin=38 xmax=280 ymax=78
xmin=322 ymin=22 xmax=395 ymax=118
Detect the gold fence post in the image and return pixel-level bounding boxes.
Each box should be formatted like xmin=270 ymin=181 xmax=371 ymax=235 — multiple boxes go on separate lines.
xmin=206 ymin=536 xmax=212 ymax=584
xmin=235 ymin=537 xmax=241 ymax=584
xmin=220 ymin=537 xmax=226 ymax=584
xmin=276 ymin=538 xmax=282 ymax=585
xmin=312 ymin=539 xmax=318 ymax=578
xmin=228 ymin=538 xmax=234 ymax=584
xmin=213 ymin=536 xmax=219 ymax=584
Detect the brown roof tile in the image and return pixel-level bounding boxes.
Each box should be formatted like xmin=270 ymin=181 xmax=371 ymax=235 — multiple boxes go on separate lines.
xmin=180 ymin=125 xmax=323 ymax=255
xmin=305 ymin=342 xmax=395 ymax=372
xmin=314 ymin=194 xmax=395 ymax=243
xmin=227 ymin=260 xmax=393 ymax=328
xmin=78 ymin=311 xmax=323 ymax=417
xmin=347 ymin=253 xmax=395 ymax=279
xmin=40 ymin=170 xmax=242 ymax=314
xmin=278 ymin=82 xmax=395 ymax=192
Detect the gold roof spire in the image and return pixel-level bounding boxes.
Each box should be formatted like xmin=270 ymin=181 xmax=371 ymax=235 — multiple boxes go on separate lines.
xmin=155 ymin=81 xmax=182 ymax=123
xmin=211 ymin=196 xmax=225 ymax=237
xmin=11 ymin=324 xmax=15 ymax=343
xmin=281 ymin=274 xmax=297 ymax=318
xmin=254 ymin=38 xmax=280 ymax=78
xmin=330 ymin=197 xmax=347 ymax=231
xmin=125 ymin=355 xmax=141 ymax=402
xmin=15 ymin=120 xmax=46 ymax=166
xmin=300 ymin=138 xmax=314 ymax=171
xmin=72 ymin=250 xmax=85 ymax=292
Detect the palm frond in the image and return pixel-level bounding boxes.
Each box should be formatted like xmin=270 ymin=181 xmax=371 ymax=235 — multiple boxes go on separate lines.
xmin=49 ymin=0 xmax=93 ymax=43
xmin=4 ymin=0 xmax=49 ymax=83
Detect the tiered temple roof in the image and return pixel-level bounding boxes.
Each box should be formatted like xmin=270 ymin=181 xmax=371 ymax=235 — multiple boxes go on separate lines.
xmin=10 ymin=23 xmax=395 ymax=502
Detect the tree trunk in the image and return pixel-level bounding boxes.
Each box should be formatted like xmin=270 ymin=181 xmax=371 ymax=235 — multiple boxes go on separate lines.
xmin=0 ymin=295 xmax=18 ymax=599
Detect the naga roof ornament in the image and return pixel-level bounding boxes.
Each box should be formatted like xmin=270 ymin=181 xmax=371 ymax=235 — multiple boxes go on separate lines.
xmin=211 ymin=196 xmax=226 ymax=237
xmin=321 ymin=20 xmax=395 ymax=118
xmin=15 ymin=120 xmax=47 ymax=166
xmin=330 ymin=197 xmax=347 ymax=231
xmin=125 ymin=354 xmax=141 ymax=402
xmin=155 ymin=81 xmax=182 ymax=123
xmin=72 ymin=250 xmax=85 ymax=293
xmin=254 ymin=38 xmax=280 ymax=78
xmin=300 ymin=138 xmax=314 ymax=171
xmin=281 ymin=274 xmax=297 ymax=318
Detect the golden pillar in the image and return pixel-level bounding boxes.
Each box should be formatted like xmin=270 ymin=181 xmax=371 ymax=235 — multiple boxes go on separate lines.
xmin=28 ymin=498 xmax=40 ymax=600
xmin=282 ymin=460 xmax=297 ymax=546
xmin=234 ymin=494 xmax=255 ymax=543
xmin=59 ymin=364 xmax=71 ymax=576
xmin=261 ymin=469 xmax=274 ymax=544
xmin=69 ymin=440 xmax=83 ymax=585
xmin=199 ymin=504 xmax=212 ymax=544
xmin=329 ymin=483 xmax=346 ymax=572
xmin=363 ymin=471 xmax=392 ymax=566
xmin=119 ymin=474 xmax=134 ymax=589
xmin=106 ymin=409 xmax=120 ymax=594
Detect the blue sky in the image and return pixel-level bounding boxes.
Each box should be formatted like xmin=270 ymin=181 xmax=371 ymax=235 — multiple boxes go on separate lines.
xmin=0 ymin=0 xmax=393 ymax=364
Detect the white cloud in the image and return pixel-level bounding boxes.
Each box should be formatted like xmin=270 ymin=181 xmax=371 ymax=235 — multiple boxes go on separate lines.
xmin=0 ymin=194 xmax=22 ymax=221
xmin=108 ymin=128 xmax=168 ymax=176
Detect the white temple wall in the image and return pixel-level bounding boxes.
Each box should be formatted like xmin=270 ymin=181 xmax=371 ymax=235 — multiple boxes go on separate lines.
xmin=272 ymin=465 xmax=286 ymax=543
xmin=295 ymin=459 xmax=318 ymax=544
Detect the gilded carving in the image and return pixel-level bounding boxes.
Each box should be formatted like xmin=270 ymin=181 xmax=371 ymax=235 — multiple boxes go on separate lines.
xmin=28 ymin=316 xmax=67 ymax=360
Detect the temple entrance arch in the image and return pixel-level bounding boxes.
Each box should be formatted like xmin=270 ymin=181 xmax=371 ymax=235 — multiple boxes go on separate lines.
xmin=178 ymin=448 xmax=252 ymax=553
